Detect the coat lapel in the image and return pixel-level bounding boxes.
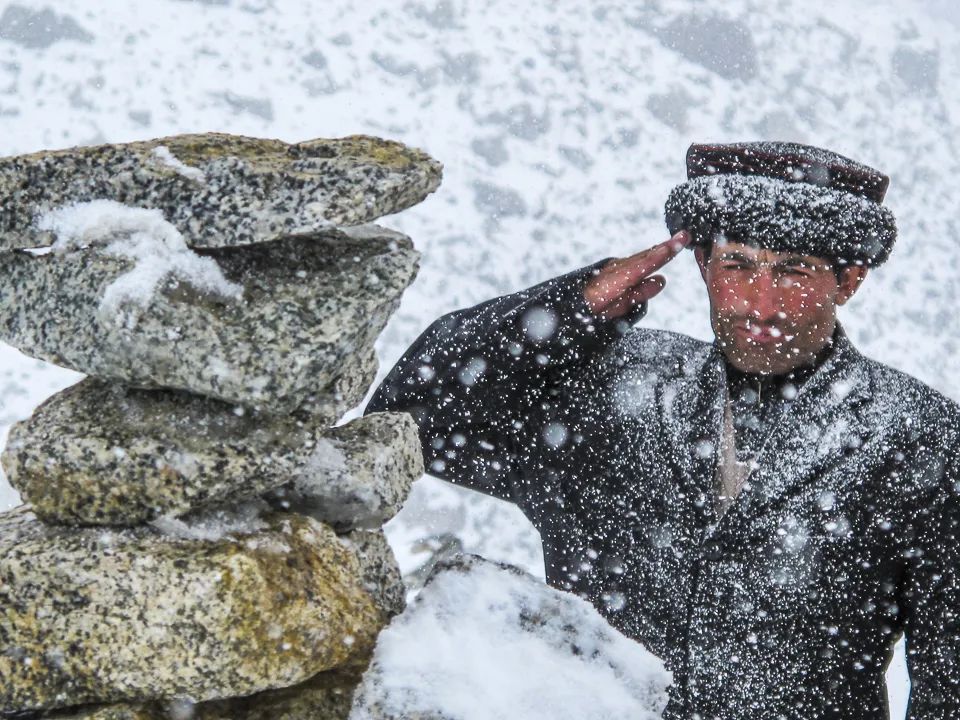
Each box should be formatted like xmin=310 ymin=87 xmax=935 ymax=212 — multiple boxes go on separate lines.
xmin=658 ymin=343 xmax=726 ymax=513
xmin=718 ymin=331 xmax=875 ymax=532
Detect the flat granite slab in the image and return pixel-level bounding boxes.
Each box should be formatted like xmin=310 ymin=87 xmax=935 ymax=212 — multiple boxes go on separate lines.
xmin=0 ymin=133 xmax=442 ymax=249
xmin=0 ymin=507 xmax=384 ymax=713
xmin=0 ymin=224 xmax=417 ymax=413
xmin=4 ymin=374 xmax=421 ymax=528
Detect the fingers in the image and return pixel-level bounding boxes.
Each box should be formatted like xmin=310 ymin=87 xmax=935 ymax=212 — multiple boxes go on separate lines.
xmin=594 ymin=275 xmax=666 ymax=321
xmin=583 ymin=231 xmax=689 ymax=315
xmin=615 ymin=231 xmax=691 ymax=282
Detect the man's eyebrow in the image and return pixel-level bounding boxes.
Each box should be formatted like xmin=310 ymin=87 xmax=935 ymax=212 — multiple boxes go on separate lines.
xmin=715 ymin=251 xmax=753 ymax=262
xmin=774 ymin=256 xmax=825 ymax=269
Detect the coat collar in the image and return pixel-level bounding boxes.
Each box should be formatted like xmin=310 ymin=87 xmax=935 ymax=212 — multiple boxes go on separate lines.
xmin=659 ymin=325 xmax=875 ymax=532
xmin=730 ymin=328 xmax=874 ymax=525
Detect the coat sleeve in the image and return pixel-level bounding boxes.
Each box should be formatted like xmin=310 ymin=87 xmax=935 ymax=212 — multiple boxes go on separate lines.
xmin=365 ymin=259 xmax=645 ymax=504
xmin=901 ymin=458 xmax=960 ymax=719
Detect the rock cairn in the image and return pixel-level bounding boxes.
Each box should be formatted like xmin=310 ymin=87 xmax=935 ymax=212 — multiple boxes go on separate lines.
xmin=0 ymin=133 xmax=439 ymax=719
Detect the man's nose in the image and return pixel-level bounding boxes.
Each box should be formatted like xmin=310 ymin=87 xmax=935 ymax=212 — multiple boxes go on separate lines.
xmin=744 ymin=270 xmax=781 ymax=321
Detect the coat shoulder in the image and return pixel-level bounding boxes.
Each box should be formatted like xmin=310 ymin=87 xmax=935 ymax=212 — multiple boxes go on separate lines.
xmin=860 ymin=352 xmax=960 ymax=425
xmin=852 ymin=352 xmax=960 ymax=464
xmin=607 ymin=327 xmax=712 ymax=372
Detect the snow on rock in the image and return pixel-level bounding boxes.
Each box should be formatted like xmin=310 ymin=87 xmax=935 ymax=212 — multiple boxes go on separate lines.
xmin=39 ymin=199 xmax=242 ymax=320
xmin=149 ymin=499 xmax=270 ymax=541
xmin=266 ymin=412 xmax=423 ymax=532
xmin=0 ymin=224 xmax=418 ymax=413
xmin=349 ymin=555 xmax=670 ymax=720
xmin=152 ymin=144 xmax=206 ymax=182
xmin=0 ymin=134 xmax=442 ymax=251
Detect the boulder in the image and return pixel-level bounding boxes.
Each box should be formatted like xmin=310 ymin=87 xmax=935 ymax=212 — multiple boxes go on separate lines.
xmin=0 ymin=133 xmax=442 ymax=250
xmin=3 ymin=378 xmax=419 ymax=526
xmin=0 ymin=507 xmax=384 ymax=713
xmin=0 ymin=224 xmax=418 ymax=412
xmin=265 ymin=412 xmax=423 ymax=532
xmin=348 ymin=555 xmax=671 ymax=720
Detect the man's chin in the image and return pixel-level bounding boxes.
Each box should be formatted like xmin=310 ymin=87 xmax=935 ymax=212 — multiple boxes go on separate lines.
xmin=720 ymin=340 xmax=804 ymax=376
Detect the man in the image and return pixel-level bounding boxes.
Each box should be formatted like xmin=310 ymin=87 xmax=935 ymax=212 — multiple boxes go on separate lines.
xmin=366 ymin=143 xmax=960 ymax=719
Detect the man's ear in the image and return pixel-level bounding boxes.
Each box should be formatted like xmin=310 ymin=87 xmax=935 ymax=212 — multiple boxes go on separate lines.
xmin=836 ymin=266 xmax=868 ymax=306
xmin=694 ymin=247 xmax=709 ymax=283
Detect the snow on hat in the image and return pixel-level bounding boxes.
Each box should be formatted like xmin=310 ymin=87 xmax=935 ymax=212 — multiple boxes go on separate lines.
xmin=664 ymin=142 xmax=897 ymax=267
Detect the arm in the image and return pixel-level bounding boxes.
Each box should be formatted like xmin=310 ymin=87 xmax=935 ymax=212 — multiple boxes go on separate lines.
xmin=901 ymin=467 xmax=960 ymax=719
xmin=365 ymin=232 xmax=689 ymax=502
xmin=365 ymin=260 xmax=645 ymax=502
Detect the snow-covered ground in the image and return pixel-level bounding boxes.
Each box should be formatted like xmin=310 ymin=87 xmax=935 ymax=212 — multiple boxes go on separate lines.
xmin=350 ymin=556 xmax=672 ymax=720
xmin=3 ymin=0 xmax=959 ymax=715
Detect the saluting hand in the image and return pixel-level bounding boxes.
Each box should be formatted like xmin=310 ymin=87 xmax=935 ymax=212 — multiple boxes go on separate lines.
xmin=583 ymin=231 xmax=691 ymax=320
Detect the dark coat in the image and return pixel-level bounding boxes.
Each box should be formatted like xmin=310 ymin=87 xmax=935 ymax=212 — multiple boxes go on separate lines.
xmin=366 ymin=262 xmax=960 ymax=719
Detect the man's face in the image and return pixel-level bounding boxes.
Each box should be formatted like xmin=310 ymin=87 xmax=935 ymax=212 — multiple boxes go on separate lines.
xmin=695 ymin=241 xmax=866 ymax=375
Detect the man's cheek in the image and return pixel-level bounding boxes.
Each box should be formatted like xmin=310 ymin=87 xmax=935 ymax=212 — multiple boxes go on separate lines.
xmin=710 ymin=286 xmax=746 ymax=312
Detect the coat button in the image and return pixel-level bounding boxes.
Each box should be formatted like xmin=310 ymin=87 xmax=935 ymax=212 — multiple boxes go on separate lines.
xmin=702 ymin=538 xmax=724 ymax=561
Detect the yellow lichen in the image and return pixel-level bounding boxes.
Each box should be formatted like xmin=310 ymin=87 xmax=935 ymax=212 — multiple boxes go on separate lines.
xmin=214 ymin=515 xmax=381 ymax=687
xmin=157 ymin=133 xmax=291 ymax=166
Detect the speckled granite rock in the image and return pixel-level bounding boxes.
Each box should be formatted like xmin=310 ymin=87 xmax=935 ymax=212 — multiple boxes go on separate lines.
xmin=0 ymin=225 xmax=417 ymax=412
xmin=37 ymin=668 xmax=361 ymax=720
xmin=341 ymin=530 xmax=407 ymax=621
xmin=298 ymin=346 xmax=378 ymax=420
xmin=265 ymin=413 xmax=423 ymax=532
xmin=0 ymin=133 xmax=442 ymax=250
xmin=0 ymin=507 xmax=384 ymax=713
xmin=3 ymin=373 xmax=416 ymax=527
xmin=0 ymin=378 xmax=423 ymax=530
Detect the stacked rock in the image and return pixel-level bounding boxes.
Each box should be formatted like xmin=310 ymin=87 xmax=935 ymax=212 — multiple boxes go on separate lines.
xmin=0 ymin=133 xmax=440 ymax=719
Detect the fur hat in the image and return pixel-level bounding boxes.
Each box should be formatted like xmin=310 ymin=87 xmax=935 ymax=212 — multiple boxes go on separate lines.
xmin=664 ymin=142 xmax=897 ymax=267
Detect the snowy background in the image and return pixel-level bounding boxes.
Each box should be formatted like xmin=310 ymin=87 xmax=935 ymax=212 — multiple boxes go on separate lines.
xmin=2 ymin=0 xmax=960 ymax=715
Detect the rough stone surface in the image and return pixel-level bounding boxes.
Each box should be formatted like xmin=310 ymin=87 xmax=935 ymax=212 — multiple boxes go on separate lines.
xmin=2 ymin=379 xmax=417 ymax=527
xmin=0 ymin=225 xmax=418 ymax=412
xmin=0 ymin=133 xmax=442 ymax=249
xmin=298 ymin=346 xmax=379 ymax=420
xmin=265 ymin=412 xmax=423 ymax=532
xmin=0 ymin=508 xmax=383 ymax=713
xmin=38 ymin=669 xmax=361 ymax=720
xmin=342 ymin=530 xmax=407 ymax=621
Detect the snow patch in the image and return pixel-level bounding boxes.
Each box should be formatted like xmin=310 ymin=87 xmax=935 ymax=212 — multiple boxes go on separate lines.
xmin=350 ymin=556 xmax=670 ymax=720
xmin=304 ymin=437 xmax=350 ymax=476
xmin=150 ymin=500 xmax=268 ymax=541
xmin=152 ymin=145 xmax=206 ymax=182
xmin=300 ymin=437 xmax=378 ymax=507
xmin=38 ymin=200 xmax=243 ymax=324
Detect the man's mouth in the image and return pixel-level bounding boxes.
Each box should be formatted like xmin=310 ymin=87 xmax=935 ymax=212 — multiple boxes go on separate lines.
xmin=736 ymin=323 xmax=791 ymax=345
